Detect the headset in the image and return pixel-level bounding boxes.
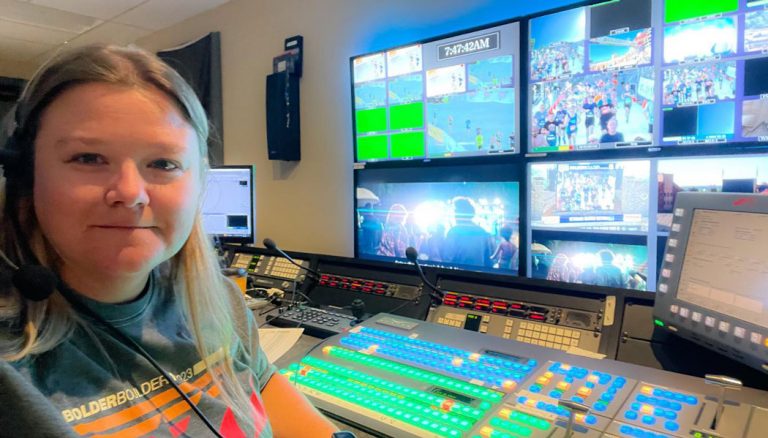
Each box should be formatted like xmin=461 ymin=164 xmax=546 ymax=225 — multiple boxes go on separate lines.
xmin=1 ymin=103 xmax=227 ymax=437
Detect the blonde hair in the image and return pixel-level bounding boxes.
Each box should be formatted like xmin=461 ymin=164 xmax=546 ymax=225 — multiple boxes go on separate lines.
xmin=0 ymin=44 xmax=256 ymax=429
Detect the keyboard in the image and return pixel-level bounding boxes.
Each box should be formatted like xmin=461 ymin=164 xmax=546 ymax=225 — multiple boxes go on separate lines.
xmin=266 ymin=306 xmax=358 ymax=337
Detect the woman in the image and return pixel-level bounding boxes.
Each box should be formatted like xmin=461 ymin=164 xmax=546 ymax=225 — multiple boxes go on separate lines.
xmin=0 ymin=44 xmax=337 ymax=437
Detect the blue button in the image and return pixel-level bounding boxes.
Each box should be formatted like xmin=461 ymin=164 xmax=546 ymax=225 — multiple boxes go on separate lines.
xmin=585 ymin=415 xmax=597 ymax=425
xmin=631 ymin=402 xmax=641 ymax=411
xmin=586 ymin=381 xmax=596 ymax=389
xmin=530 ymin=385 xmax=541 ymax=393
xmin=665 ymin=421 xmax=679 ymax=432
xmin=642 ymin=415 xmax=656 ymax=426
xmin=620 ymin=425 xmax=632 ymax=434
xmin=572 ymin=396 xmax=584 ymax=403
xmin=685 ymin=396 xmax=698 ymax=405
xmin=625 ymin=410 xmax=638 ymax=420
xmin=637 ymin=395 xmax=648 ymax=403
xmin=549 ymin=390 xmax=562 ymax=399
xmin=594 ymin=402 xmax=607 ymax=412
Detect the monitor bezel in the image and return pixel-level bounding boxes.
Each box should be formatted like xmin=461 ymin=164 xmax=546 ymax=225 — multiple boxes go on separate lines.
xmin=204 ymin=164 xmax=255 ymax=245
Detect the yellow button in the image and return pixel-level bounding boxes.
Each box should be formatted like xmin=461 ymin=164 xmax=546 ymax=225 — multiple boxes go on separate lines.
xmin=557 ymin=381 xmax=571 ymax=391
xmin=640 ymin=404 xmax=653 ymax=415
xmin=536 ymin=376 xmax=550 ymax=385
xmin=499 ymin=408 xmax=512 ymax=419
xmin=588 ymin=375 xmax=600 ymax=384
xmin=577 ymin=387 xmax=592 ymax=397
xmin=641 ymin=386 xmax=653 ymax=395
xmin=480 ymin=426 xmax=494 ymax=437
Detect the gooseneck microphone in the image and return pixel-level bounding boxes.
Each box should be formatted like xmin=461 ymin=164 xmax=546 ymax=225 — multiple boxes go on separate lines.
xmin=0 ymin=250 xmax=56 ymax=301
xmin=405 ymin=247 xmax=445 ymax=301
xmin=262 ymin=237 xmax=322 ymax=280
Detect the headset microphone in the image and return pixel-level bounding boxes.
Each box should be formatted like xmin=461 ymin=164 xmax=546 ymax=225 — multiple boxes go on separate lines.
xmin=0 ymin=247 xmax=57 ymax=302
xmin=12 ymin=264 xmax=57 ymax=301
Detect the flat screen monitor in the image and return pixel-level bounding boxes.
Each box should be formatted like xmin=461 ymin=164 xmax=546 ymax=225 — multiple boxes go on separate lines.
xmin=654 ymin=192 xmax=768 ymax=373
xmin=527 ymin=0 xmax=768 ymax=152
xmin=528 ymin=0 xmax=655 ymax=153
xmin=352 ymin=20 xmax=521 ymax=162
xmin=202 ymin=166 xmax=255 ymax=244
xmin=355 ymin=166 xmax=520 ymax=275
xmin=530 ymin=233 xmax=650 ymax=291
xmin=529 ymin=159 xmax=651 ymax=233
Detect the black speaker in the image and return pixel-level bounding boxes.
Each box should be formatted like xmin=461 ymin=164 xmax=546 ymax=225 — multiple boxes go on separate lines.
xmin=265 ymin=72 xmax=300 ymax=161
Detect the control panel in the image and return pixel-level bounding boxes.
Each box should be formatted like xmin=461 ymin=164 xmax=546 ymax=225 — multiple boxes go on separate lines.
xmin=230 ymin=252 xmax=309 ymax=290
xmin=431 ymin=291 xmax=604 ymax=354
xmin=282 ymin=314 xmax=768 ymax=438
xmin=318 ymin=273 xmax=421 ymax=300
xmin=653 ymin=193 xmax=768 ymax=374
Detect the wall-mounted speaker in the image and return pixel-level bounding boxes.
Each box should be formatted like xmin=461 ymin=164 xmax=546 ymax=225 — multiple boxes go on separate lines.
xmin=265 ymin=72 xmax=300 ymax=161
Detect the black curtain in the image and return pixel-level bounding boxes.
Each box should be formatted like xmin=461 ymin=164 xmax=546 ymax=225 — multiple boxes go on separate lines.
xmin=158 ymin=32 xmax=224 ymax=165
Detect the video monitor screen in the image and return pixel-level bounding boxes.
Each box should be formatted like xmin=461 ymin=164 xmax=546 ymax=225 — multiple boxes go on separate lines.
xmin=529 ymin=0 xmax=768 ymax=151
xmin=352 ymin=21 xmax=520 ymax=162
xmin=656 ymin=155 xmax=768 ymax=231
xmin=529 ymin=160 xmax=651 ymax=232
xmin=356 ymin=179 xmax=520 ymax=274
xmin=202 ymin=166 xmax=254 ymax=243
xmin=530 ymin=234 xmax=650 ymax=291
xmin=528 ymin=0 xmax=655 ymax=153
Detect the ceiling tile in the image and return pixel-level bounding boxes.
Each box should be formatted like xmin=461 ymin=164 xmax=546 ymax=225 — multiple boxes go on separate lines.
xmin=0 ymin=36 xmax=57 ymax=62
xmin=0 ymin=18 xmax=77 ymax=45
xmin=62 ymin=22 xmax=153 ymax=48
xmin=113 ymin=0 xmax=230 ymax=30
xmin=0 ymin=0 xmax=101 ymax=33
xmin=30 ymin=0 xmax=147 ymax=20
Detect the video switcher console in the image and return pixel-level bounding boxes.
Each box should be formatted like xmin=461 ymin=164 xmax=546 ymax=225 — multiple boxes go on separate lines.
xmin=282 ymin=314 xmax=768 ymax=438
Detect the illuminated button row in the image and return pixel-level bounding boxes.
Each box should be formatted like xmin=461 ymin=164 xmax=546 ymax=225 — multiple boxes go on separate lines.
xmin=471 ymin=407 xmax=553 ymax=438
xmin=526 ymin=363 xmax=628 ymax=414
xmin=349 ymin=327 xmax=537 ymax=379
xmin=356 ymin=327 xmax=536 ymax=369
xmin=281 ymin=365 xmax=467 ymax=437
xmin=622 ymin=385 xmax=700 ymax=434
xmin=341 ymin=332 xmax=528 ymax=388
xmin=298 ymin=355 xmax=489 ymax=420
xmin=323 ymin=346 xmax=505 ymax=403
xmin=318 ymin=274 xmax=392 ymax=295
xmin=617 ymin=423 xmax=671 ymax=438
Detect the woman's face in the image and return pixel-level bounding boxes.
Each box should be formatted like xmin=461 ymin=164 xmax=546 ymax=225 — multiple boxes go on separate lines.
xmin=33 ymin=82 xmax=202 ymax=284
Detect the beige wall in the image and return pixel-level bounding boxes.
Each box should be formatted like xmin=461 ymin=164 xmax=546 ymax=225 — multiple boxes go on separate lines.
xmin=136 ymin=0 xmax=574 ymax=256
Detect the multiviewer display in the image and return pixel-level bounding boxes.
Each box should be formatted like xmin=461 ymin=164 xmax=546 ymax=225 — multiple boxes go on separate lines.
xmin=526 ymin=154 xmax=768 ymax=291
xmin=356 ymin=179 xmax=520 ymax=275
xmin=528 ymin=0 xmax=768 ymax=153
xmin=530 ymin=160 xmax=650 ymax=232
xmin=202 ymin=167 xmax=254 ymax=243
xmin=352 ymin=21 xmax=520 ymax=162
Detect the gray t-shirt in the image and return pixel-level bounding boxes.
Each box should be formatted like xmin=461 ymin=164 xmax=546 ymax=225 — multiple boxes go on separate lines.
xmin=1 ymin=271 xmax=275 ymax=437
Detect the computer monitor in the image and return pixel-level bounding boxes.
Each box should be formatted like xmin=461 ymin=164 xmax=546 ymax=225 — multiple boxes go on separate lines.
xmin=654 ymin=192 xmax=768 ymax=373
xmin=202 ymin=165 xmax=255 ymax=244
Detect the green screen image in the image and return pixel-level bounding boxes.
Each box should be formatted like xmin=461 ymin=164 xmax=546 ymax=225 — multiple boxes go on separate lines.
xmin=356 ymin=108 xmax=387 ymax=134
xmin=389 ymin=102 xmax=424 ymax=130
xmin=356 ymin=135 xmax=388 ymax=161
xmin=390 ymin=131 xmax=425 ymax=158
xmin=664 ymin=0 xmax=737 ymax=23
